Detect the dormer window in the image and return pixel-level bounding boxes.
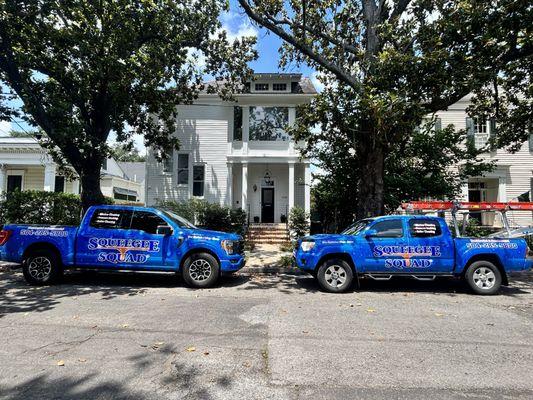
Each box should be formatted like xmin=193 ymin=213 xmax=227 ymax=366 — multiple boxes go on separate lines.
xmin=273 ymin=83 xmax=287 ymax=91
xmin=254 ymin=83 xmax=269 ymax=91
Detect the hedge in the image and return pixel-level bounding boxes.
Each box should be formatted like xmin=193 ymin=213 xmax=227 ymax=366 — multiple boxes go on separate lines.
xmin=157 ymin=199 xmax=247 ymax=235
xmin=0 ymin=190 xmax=83 ymax=225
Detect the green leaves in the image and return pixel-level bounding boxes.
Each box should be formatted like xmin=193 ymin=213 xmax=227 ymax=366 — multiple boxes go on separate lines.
xmin=0 ymin=0 xmax=257 ymax=208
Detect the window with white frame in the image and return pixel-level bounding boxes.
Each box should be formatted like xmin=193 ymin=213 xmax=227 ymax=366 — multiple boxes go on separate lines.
xmin=470 ymin=116 xmax=490 ymax=149
xmin=193 ymin=165 xmax=205 ymax=197
xmin=177 ymin=154 xmax=189 ymax=184
xmin=273 ymin=83 xmax=287 ymax=91
xmin=254 ymin=83 xmax=269 ymax=91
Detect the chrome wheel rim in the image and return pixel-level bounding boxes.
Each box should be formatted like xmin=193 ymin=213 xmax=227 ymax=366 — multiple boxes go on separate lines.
xmin=324 ymin=265 xmax=347 ymax=288
xmin=473 ymin=267 xmax=496 ymax=290
xmin=189 ymin=259 xmax=212 ymax=282
xmin=28 ymin=256 xmax=52 ymax=281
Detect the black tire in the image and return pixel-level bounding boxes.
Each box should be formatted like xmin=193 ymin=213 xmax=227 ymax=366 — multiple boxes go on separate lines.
xmin=465 ymin=260 xmax=502 ymax=295
xmin=182 ymin=252 xmax=220 ymax=288
xmin=316 ymin=258 xmax=354 ymax=293
xmin=22 ymin=249 xmax=63 ymax=285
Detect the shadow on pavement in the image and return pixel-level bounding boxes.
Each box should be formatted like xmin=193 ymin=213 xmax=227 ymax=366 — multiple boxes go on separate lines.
xmin=0 ymin=269 xmax=250 ymax=318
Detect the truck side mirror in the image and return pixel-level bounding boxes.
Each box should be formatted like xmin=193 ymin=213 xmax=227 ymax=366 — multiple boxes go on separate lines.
xmin=156 ymin=225 xmax=173 ymax=236
xmin=364 ymin=229 xmax=378 ymax=238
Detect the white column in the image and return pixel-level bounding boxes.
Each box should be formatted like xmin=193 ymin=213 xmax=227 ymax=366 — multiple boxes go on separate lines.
xmin=43 ymin=163 xmax=56 ymax=192
xmin=304 ymin=162 xmax=311 ymax=214
xmin=0 ymin=164 xmax=6 ymax=194
xmin=72 ymin=178 xmax=80 ymax=194
xmin=227 ymin=163 xmax=233 ymax=207
xmin=241 ymin=162 xmax=248 ymax=211
xmin=498 ymin=177 xmax=507 ymax=202
xmin=460 ymin=180 xmax=469 ymax=201
xmin=288 ymin=162 xmax=295 ymax=212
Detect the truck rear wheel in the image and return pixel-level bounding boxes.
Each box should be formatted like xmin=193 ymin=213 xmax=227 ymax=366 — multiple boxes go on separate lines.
xmin=182 ymin=252 xmax=220 ymax=288
xmin=22 ymin=250 xmax=63 ymax=285
xmin=465 ymin=261 xmax=502 ymax=295
xmin=317 ymin=258 xmax=353 ymax=293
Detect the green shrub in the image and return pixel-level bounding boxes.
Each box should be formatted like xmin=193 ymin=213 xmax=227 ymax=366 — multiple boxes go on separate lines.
xmin=0 ymin=190 xmax=82 ymax=225
xmin=289 ymin=206 xmax=310 ymax=240
xmin=156 ymin=199 xmax=247 ymax=235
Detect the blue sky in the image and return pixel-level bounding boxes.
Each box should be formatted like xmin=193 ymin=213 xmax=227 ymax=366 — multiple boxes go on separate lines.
xmin=0 ymin=1 xmax=321 ymax=153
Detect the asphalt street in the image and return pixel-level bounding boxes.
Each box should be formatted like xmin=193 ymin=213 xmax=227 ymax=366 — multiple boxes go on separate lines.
xmin=0 ymin=266 xmax=532 ymax=400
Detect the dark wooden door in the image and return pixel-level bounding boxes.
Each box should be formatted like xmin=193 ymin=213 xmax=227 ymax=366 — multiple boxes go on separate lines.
xmin=261 ymin=188 xmax=274 ymax=223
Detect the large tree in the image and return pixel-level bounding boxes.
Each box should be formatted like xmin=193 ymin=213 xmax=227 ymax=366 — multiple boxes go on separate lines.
xmin=238 ymin=0 xmax=532 ymax=218
xmin=0 ymin=0 xmax=256 ymax=209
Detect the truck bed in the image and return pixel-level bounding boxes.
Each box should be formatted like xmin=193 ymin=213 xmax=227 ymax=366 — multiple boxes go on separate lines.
xmin=0 ymin=224 xmax=79 ymax=266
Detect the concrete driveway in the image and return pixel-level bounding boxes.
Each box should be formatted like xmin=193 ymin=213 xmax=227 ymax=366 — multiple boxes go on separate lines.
xmin=0 ymin=266 xmax=532 ymax=399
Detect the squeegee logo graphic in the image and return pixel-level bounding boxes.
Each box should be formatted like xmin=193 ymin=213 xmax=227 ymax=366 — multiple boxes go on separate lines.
xmin=373 ymin=245 xmax=441 ymax=269
xmin=88 ymin=238 xmax=160 ymax=264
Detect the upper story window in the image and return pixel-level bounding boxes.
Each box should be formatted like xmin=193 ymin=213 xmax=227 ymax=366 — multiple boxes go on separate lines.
xmin=273 ymin=83 xmax=287 ymax=91
xmin=102 ymin=158 xmax=108 ymax=171
xmin=233 ymin=106 xmax=243 ymax=140
xmin=254 ymin=83 xmax=269 ymax=91
xmin=473 ymin=116 xmax=487 ymax=134
xmin=249 ymin=106 xmax=290 ymax=141
xmin=177 ymin=153 xmax=189 ymax=184
xmin=467 ymin=116 xmax=491 ymax=150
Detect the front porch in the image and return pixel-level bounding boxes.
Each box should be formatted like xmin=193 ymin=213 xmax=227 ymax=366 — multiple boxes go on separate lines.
xmin=229 ymin=161 xmax=311 ymax=224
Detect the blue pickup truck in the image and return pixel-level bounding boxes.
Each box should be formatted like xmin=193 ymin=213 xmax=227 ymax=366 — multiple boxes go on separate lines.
xmin=295 ymin=215 xmax=533 ymax=294
xmin=0 ymin=205 xmax=245 ymax=287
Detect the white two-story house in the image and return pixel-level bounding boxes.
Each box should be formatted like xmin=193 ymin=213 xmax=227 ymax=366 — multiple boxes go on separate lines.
xmin=145 ymin=73 xmax=315 ymax=223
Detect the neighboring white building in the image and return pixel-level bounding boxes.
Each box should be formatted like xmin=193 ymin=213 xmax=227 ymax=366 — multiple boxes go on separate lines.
xmin=435 ymin=95 xmax=533 ymax=227
xmin=0 ymin=137 xmax=142 ymax=202
xmin=145 ymin=73 xmax=315 ymax=223
xmin=118 ymin=161 xmax=146 ymax=204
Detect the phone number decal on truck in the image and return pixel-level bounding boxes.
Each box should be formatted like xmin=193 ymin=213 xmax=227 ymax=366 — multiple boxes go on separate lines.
xmin=20 ymin=228 xmax=69 ymax=237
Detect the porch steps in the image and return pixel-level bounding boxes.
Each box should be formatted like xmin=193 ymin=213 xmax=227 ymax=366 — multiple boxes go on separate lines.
xmin=247 ymin=224 xmax=290 ymax=245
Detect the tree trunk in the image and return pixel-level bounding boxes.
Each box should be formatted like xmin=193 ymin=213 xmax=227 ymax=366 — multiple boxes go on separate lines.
xmin=356 ymin=140 xmax=385 ymax=219
xmin=79 ymin=166 xmax=106 ymax=212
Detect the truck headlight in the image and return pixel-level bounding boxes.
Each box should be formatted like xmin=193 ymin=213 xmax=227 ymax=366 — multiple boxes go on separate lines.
xmin=300 ymin=240 xmax=315 ymax=252
xmin=221 ymin=240 xmax=235 ymax=255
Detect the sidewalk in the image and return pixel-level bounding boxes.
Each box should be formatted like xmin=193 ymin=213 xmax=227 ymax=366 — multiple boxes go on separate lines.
xmin=242 ymin=243 xmax=298 ymax=274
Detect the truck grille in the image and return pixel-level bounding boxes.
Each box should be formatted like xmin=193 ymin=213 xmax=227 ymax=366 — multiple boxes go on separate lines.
xmin=235 ymin=240 xmax=245 ymax=255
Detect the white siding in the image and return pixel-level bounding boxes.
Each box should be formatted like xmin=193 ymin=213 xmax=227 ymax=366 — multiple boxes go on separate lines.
xmin=145 ymin=105 xmax=231 ymax=206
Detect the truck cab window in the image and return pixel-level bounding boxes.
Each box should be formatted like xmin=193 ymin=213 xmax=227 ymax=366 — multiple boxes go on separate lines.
xmin=409 ymin=219 xmax=442 ymax=237
xmin=131 ymin=211 xmax=169 ymax=235
xmin=371 ymin=220 xmax=403 ymax=238
xmin=90 ymin=209 xmax=132 ymax=229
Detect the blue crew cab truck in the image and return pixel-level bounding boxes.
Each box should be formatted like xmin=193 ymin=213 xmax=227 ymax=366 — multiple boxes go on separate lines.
xmin=295 ymin=215 xmax=533 ymax=294
xmin=0 ymin=205 xmax=245 ymax=288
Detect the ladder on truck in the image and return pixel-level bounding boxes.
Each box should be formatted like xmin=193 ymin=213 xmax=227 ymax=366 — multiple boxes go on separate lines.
xmin=401 ymin=201 xmax=533 ymax=237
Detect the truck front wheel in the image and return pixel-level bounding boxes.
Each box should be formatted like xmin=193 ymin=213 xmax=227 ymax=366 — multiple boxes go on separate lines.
xmin=465 ymin=261 xmax=502 ymax=295
xmin=22 ymin=250 xmax=63 ymax=285
xmin=317 ymin=259 xmax=354 ymax=293
xmin=182 ymin=252 xmax=220 ymax=288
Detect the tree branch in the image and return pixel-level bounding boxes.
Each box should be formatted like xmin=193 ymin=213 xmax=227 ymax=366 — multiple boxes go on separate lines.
xmin=237 ymin=0 xmax=358 ymax=89
xmin=390 ymin=0 xmax=412 ymax=21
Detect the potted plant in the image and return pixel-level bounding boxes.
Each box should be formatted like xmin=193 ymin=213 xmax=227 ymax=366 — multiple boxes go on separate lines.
xmin=280 ymin=214 xmax=287 ymax=223
xmin=253 ymin=216 xmax=260 ymax=223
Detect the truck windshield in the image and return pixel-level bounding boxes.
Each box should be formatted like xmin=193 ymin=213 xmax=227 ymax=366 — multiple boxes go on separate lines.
xmin=342 ymin=219 xmax=372 ymax=235
xmin=159 ymin=209 xmax=197 ymax=229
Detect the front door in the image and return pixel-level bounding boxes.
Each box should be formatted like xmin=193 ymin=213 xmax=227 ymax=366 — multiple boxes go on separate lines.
xmin=261 ymin=188 xmax=274 ymax=223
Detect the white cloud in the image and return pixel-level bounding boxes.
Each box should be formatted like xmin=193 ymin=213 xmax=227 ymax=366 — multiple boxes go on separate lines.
xmin=0 ymin=120 xmax=12 ymax=136
xmin=310 ymin=71 xmax=325 ymax=93
xmin=218 ymin=10 xmax=258 ymax=43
